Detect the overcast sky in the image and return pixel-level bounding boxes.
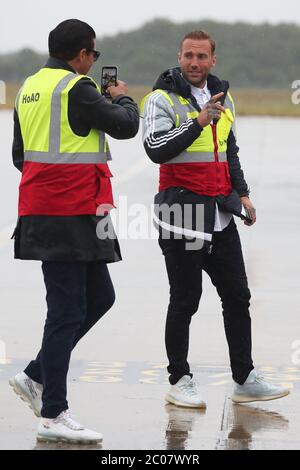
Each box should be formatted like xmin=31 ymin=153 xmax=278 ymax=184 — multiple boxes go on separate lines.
xmin=1 ymin=0 xmax=299 ymax=53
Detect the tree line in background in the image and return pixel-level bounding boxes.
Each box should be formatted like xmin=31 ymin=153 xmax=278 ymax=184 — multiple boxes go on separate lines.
xmin=1 ymin=19 xmax=299 ymax=88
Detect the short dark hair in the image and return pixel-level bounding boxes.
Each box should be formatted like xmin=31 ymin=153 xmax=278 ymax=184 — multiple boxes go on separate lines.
xmin=48 ymin=19 xmax=96 ymax=61
xmin=180 ymin=30 xmax=216 ymax=55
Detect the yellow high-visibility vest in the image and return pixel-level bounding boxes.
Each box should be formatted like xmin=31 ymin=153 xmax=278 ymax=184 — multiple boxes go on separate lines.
xmin=142 ymin=88 xmax=235 ymax=164
xmin=17 ymin=68 xmax=110 ymax=164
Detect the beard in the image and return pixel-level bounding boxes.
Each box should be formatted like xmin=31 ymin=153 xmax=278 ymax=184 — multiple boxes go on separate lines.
xmin=181 ymin=69 xmax=208 ymax=88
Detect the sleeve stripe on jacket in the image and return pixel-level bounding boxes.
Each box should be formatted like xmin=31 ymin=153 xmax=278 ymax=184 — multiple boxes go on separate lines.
xmin=145 ymin=93 xmax=194 ymax=149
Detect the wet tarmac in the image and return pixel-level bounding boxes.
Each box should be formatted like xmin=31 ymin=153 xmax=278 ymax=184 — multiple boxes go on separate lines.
xmin=1 ymin=361 xmax=299 ymax=450
xmin=0 ymin=111 xmax=300 ymax=449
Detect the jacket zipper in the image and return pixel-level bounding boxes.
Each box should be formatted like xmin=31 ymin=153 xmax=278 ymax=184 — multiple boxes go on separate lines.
xmin=211 ymin=123 xmax=219 ymax=162
xmin=211 ymin=123 xmax=222 ymax=192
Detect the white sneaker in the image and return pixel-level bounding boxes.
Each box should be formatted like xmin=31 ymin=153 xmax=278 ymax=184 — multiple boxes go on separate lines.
xmin=9 ymin=372 xmax=43 ymax=417
xmin=232 ymin=370 xmax=290 ymax=404
xmin=37 ymin=410 xmax=103 ymax=444
xmin=165 ymin=375 xmax=207 ymax=408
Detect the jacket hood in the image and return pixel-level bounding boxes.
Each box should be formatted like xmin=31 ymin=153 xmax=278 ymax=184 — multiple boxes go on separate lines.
xmin=153 ymin=67 xmax=229 ymax=104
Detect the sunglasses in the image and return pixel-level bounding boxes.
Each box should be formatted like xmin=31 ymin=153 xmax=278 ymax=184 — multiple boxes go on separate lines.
xmin=86 ymin=49 xmax=101 ymax=62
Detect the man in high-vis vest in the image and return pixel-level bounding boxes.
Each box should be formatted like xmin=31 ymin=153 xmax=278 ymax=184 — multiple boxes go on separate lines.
xmin=10 ymin=19 xmax=139 ymax=443
xmin=142 ymin=31 xmax=289 ymax=408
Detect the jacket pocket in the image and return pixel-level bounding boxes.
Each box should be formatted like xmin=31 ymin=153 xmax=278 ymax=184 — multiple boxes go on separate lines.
xmin=95 ymin=164 xmax=115 ymax=213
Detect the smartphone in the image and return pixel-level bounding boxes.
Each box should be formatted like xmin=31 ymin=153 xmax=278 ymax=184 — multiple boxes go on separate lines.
xmin=242 ymin=207 xmax=253 ymax=224
xmin=101 ymin=66 xmax=118 ymax=99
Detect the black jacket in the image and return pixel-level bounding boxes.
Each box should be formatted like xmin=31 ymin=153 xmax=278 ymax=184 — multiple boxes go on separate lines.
xmin=12 ymin=58 xmax=140 ymax=262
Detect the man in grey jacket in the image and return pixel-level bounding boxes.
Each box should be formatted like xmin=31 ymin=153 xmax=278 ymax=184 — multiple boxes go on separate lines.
xmin=142 ymin=30 xmax=290 ymax=408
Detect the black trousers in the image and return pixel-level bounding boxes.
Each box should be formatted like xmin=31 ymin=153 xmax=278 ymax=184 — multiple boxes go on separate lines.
xmin=159 ymin=218 xmax=254 ymax=386
xmin=24 ymin=261 xmax=115 ymax=418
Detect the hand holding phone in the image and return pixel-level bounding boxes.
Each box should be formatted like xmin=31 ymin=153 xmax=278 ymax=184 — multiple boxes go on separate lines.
xmin=101 ymin=66 xmax=118 ymax=99
xmin=240 ymin=196 xmax=256 ymax=226
xmin=243 ymin=207 xmax=253 ymax=223
xmin=241 ymin=205 xmax=256 ymax=226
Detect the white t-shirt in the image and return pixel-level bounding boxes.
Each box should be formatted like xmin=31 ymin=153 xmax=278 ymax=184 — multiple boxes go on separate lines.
xmin=190 ymin=83 xmax=232 ymax=232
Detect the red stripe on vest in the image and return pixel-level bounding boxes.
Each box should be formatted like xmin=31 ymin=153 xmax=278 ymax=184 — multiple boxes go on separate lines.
xmin=159 ymin=162 xmax=232 ymax=197
xmin=19 ymin=162 xmax=114 ymax=216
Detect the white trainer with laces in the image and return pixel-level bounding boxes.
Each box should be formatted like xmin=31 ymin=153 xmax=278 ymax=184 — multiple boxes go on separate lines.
xmin=9 ymin=372 xmax=43 ymax=417
xmin=37 ymin=410 xmax=103 ymax=444
xmin=232 ymin=369 xmax=290 ymax=404
xmin=165 ymin=375 xmax=207 ymax=408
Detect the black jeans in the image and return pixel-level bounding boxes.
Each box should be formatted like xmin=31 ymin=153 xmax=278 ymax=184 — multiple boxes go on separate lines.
xmin=159 ymin=218 xmax=254 ymax=386
xmin=24 ymin=261 xmax=115 ymax=418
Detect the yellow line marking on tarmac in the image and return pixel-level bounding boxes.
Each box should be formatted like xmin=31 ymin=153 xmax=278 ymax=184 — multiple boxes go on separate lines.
xmin=80 ymin=375 xmax=122 ymax=383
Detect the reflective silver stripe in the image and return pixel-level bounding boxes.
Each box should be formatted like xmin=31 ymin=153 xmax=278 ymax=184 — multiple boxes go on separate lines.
xmin=49 ymin=74 xmax=76 ymax=154
xmin=225 ymin=95 xmax=237 ymax=139
xmin=24 ymin=73 xmax=108 ymax=164
xmin=224 ymin=95 xmax=235 ymax=117
xmin=164 ymin=151 xmax=227 ymax=164
xmin=24 ymin=151 xmax=108 ymax=164
xmin=216 ymin=152 xmax=227 ymax=163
